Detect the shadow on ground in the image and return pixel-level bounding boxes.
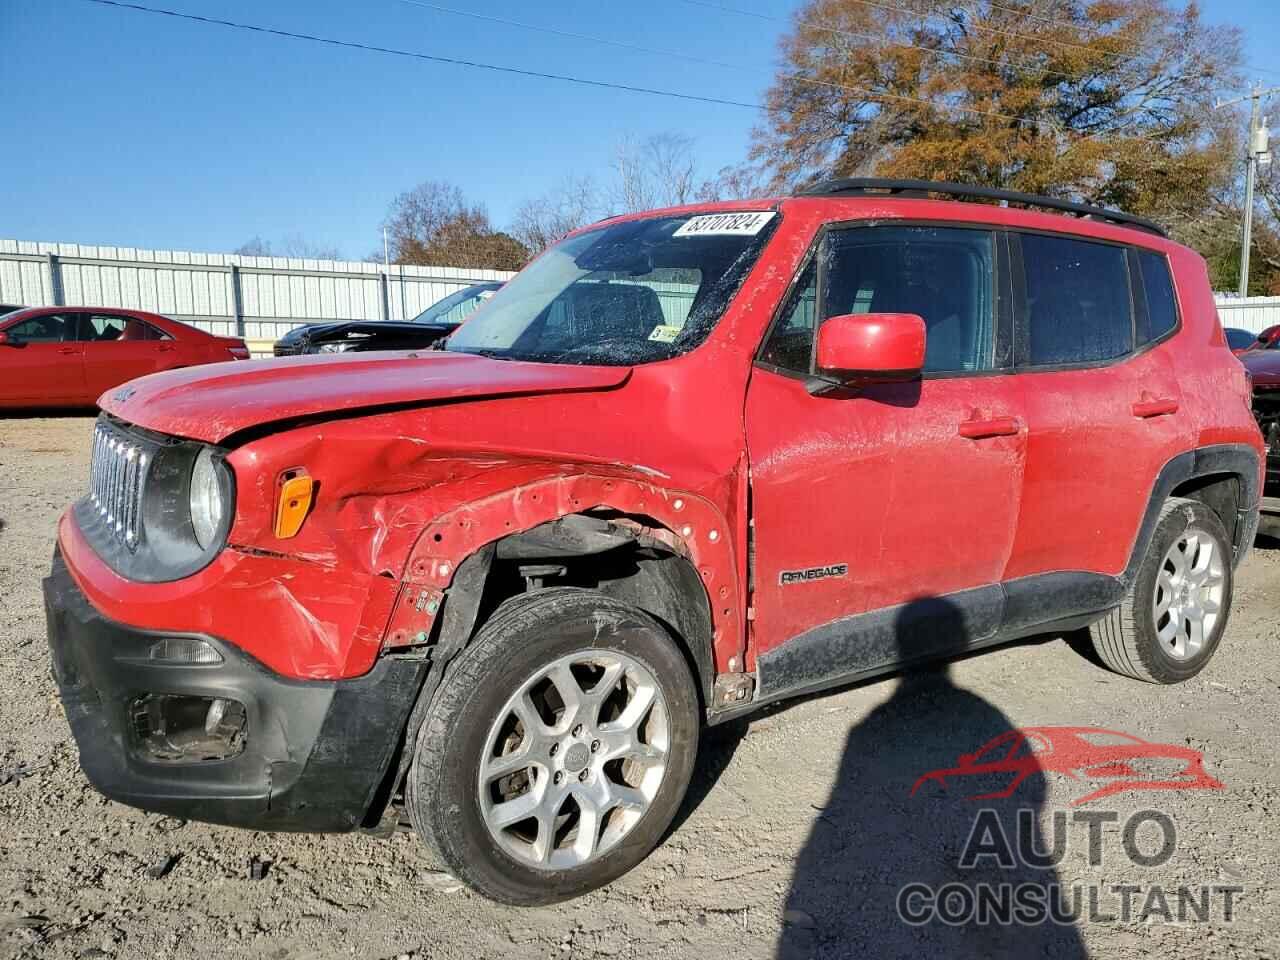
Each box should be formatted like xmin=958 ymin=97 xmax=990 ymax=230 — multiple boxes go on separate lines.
xmin=776 ymin=597 xmax=1088 ymax=959
xmin=665 ymin=717 xmax=749 ymax=840
xmin=1253 ymin=532 xmax=1280 ymax=551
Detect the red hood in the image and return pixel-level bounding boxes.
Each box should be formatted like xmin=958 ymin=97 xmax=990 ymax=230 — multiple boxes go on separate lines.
xmin=1243 ymin=348 xmax=1280 ymax=387
xmin=100 ymin=351 xmax=632 ymax=444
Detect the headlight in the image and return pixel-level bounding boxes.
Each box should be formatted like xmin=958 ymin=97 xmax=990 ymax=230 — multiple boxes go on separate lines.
xmin=77 ymin=420 xmax=236 ymax=583
xmin=190 ymin=447 xmax=226 ymax=549
xmin=317 ymin=341 xmax=355 ymax=353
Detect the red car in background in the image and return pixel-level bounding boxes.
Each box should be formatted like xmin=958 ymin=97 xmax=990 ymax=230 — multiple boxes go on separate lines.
xmin=0 ymin=307 xmax=249 ymax=409
xmin=1241 ymin=325 xmax=1280 ymax=534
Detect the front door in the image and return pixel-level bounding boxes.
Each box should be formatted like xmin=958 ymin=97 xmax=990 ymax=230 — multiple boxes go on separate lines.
xmin=0 ymin=312 xmax=86 ymax=404
xmin=745 ymin=224 xmax=1025 ymax=697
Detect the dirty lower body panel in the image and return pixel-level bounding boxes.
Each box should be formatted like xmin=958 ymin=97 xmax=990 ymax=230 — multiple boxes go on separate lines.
xmin=43 ymin=548 xmax=426 ymax=832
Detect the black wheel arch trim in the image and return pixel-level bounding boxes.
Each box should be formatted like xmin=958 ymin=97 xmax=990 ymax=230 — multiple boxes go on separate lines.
xmin=1126 ymin=443 xmax=1260 ymax=579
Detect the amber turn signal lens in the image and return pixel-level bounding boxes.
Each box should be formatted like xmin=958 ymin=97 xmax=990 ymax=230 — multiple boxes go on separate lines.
xmin=274 ymin=473 xmax=314 ymax=539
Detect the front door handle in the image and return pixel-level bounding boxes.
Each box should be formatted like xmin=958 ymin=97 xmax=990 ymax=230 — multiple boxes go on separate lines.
xmin=958 ymin=416 xmax=1022 ymax=439
xmin=57 ymin=345 xmax=79 ymax=355
xmin=1132 ymin=397 xmax=1179 ymax=419
xmin=157 ymin=343 xmax=176 ymax=352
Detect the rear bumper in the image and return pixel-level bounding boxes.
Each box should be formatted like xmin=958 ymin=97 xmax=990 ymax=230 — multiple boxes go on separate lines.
xmin=44 ymin=548 xmax=426 ymax=832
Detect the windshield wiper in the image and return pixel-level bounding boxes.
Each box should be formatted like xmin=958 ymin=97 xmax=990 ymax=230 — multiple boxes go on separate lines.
xmin=449 ymin=346 xmax=514 ymax=360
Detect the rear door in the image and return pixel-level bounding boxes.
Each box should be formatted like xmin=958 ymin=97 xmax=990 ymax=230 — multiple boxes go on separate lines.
xmin=79 ymin=312 xmax=179 ymax=399
xmin=744 ymin=224 xmax=1025 ymax=691
xmin=1003 ymin=234 xmax=1189 ymax=584
xmin=0 ymin=312 xmax=86 ymax=404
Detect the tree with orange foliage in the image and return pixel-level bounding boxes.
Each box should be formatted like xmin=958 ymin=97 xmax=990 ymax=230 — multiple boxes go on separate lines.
xmin=752 ymin=0 xmax=1242 ymax=230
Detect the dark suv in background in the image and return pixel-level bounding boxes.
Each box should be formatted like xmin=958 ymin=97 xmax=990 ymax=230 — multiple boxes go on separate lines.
xmin=272 ymin=281 xmax=502 ymax=356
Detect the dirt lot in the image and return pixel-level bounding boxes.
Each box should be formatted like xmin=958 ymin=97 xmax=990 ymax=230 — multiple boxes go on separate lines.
xmin=2 ymin=415 xmax=1279 ymax=960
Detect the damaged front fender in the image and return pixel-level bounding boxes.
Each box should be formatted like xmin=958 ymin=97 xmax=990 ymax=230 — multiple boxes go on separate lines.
xmin=188 ymin=419 xmax=746 ymax=680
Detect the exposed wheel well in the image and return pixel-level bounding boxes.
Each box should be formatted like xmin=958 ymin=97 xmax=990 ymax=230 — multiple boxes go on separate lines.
xmin=464 ymin=514 xmax=716 ymax=710
xmin=1170 ymin=472 xmax=1242 ymax=545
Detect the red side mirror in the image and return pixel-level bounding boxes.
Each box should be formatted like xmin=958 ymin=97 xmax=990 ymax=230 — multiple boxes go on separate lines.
xmin=0 ymin=331 xmax=10 ymax=346
xmin=1260 ymin=325 xmax=1280 ymax=346
xmin=815 ymin=313 xmax=926 ymax=382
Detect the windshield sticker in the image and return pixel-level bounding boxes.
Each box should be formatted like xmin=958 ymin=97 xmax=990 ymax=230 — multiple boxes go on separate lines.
xmin=648 ymin=324 xmax=682 ymax=343
xmin=673 ymin=211 xmax=776 ymax=238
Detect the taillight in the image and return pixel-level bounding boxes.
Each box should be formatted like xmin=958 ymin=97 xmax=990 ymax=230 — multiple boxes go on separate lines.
xmin=228 ymin=345 xmax=251 ymax=360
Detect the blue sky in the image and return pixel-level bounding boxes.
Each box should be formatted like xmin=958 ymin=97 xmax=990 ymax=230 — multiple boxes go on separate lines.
xmin=2 ymin=0 xmax=1277 ymax=259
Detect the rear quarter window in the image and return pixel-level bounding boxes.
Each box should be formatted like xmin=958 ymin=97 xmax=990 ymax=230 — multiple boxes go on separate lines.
xmin=1135 ymin=250 xmax=1179 ymax=344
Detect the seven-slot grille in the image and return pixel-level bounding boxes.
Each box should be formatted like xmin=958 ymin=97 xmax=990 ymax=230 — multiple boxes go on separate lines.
xmin=89 ymin=420 xmax=150 ymax=551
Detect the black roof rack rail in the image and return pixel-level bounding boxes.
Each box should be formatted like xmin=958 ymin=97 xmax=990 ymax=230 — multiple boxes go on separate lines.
xmin=797 ymin=178 xmax=1167 ymax=238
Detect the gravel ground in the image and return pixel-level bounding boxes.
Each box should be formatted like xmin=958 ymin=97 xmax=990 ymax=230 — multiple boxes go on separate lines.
xmin=2 ymin=415 xmax=1278 ymax=960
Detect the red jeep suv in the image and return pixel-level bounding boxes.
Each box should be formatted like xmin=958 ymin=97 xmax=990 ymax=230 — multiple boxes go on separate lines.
xmin=44 ymin=180 xmax=1264 ymax=904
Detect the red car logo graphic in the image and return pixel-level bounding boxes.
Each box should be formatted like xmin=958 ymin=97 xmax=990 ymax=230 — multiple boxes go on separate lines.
xmin=909 ymin=727 xmax=1224 ymax=806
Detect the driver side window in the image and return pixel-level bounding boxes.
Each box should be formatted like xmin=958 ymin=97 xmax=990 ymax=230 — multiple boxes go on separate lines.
xmin=759 ymin=226 xmax=997 ymax=375
xmin=7 ymin=313 xmax=76 ymax=342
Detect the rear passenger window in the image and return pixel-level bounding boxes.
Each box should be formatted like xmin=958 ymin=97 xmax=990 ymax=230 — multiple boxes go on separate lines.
xmin=80 ymin=314 xmax=171 ymax=341
xmin=760 ymin=226 xmax=996 ymax=374
xmin=1136 ymin=250 xmax=1178 ymax=343
xmin=1022 ymin=235 xmax=1132 ymax=365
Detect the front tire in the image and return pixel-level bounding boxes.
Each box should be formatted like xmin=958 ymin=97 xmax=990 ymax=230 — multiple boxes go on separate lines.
xmin=1088 ymin=497 xmax=1233 ymax=683
xmin=406 ymin=588 xmax=700 ymax=905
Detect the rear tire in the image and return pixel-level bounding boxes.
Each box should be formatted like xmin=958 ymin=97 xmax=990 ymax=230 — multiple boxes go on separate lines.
xmin=1088 ymin=497 xmax=1233 ymax=683
xmin=406 ymin=588 xmax=700 ymax=905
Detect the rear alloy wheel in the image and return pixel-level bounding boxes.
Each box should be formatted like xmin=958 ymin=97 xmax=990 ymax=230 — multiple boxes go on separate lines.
xmin=1088 ymin=497 xmax=1234 ymax=683
xmin=407 ymin=589 xmax=699 ymax=905
xmin=1150 ymin=523 xmax=1227 ymax=662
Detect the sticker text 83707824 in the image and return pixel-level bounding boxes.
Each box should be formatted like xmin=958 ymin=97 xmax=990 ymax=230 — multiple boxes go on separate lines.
xmin=673 ymin=212 xmax=776 ymax=238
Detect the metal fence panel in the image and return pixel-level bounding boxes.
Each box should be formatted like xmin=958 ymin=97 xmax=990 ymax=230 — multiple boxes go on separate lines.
xmin=0 ymin=238 xmax=516 ymax=351
xmin=1214 ymin=295 xmax=1280 ymax=335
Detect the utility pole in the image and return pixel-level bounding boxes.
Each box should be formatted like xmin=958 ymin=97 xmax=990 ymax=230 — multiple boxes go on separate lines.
xmin=1217 ymin=84 xmax=1278 ymax=297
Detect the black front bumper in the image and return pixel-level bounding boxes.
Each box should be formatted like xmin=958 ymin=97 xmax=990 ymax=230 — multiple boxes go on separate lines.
xmin=43 ymin=550 xmax=427 ymax=832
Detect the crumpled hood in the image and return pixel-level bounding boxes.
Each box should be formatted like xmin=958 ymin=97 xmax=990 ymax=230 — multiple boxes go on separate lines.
xmin=1244 ymin=349 xmax=1280 ymax=386
xmin=100 ymin=351 xmax=632 ymax=444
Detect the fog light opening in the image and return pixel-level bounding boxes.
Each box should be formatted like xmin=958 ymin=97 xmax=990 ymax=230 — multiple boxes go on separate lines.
xmin=130 ymin=694 xmax=246 ymax=762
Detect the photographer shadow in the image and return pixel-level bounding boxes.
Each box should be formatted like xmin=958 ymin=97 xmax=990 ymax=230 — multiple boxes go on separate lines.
xmin=777 ymin=596 xmax=1087 ymax=959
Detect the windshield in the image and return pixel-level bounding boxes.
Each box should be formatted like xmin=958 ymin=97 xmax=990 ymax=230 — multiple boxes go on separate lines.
xmin=445 ymin=211 xmax=778 ymax=365
xmin=413 ymin=283 xmax=502 ymax=326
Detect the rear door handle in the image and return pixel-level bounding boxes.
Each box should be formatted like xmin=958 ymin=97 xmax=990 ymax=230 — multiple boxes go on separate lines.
xmin=57 ymin=346 xmax=79 ymax=354
xmin=1132 ymin=397 xmax=1179 ymax=418
xmin=157 ymin=343 xmax=176 ymax=352
xmin=958 ymin=416 xmax=1022 ymax=439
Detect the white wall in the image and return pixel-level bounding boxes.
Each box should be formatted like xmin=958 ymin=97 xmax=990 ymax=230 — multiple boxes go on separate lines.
xmin=0 ymin=239 xmax=516 ymax=342
xmin=1214 ymin=295 xmax=1280 ymax=335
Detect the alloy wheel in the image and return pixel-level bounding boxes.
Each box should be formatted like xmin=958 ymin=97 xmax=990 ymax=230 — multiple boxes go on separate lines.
xmin=1153 ymin=525 xmax=1226 ymax=661
xmin=477 ymin=650 xmax=669 ymax=870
